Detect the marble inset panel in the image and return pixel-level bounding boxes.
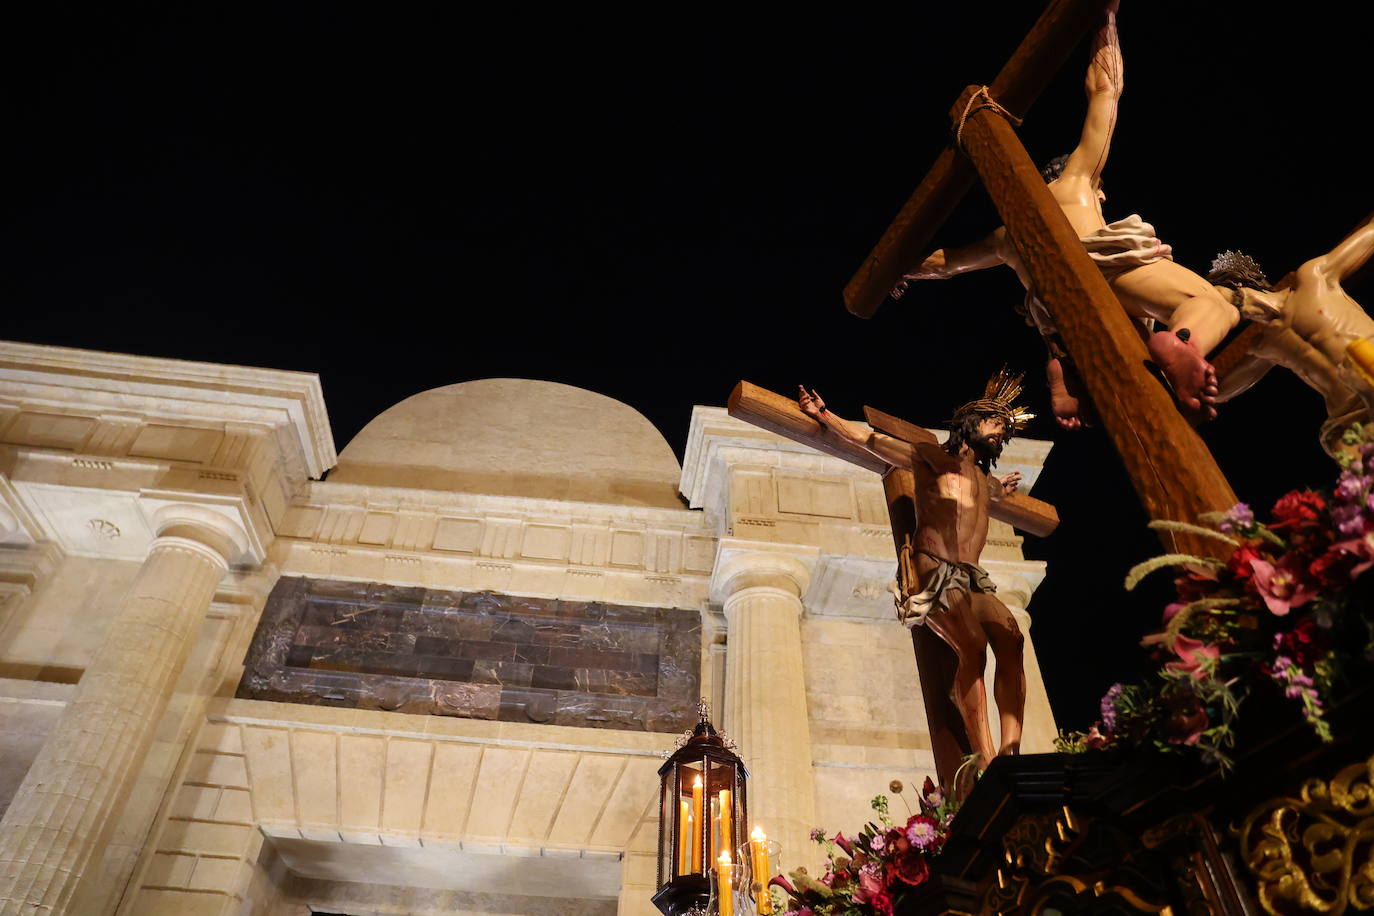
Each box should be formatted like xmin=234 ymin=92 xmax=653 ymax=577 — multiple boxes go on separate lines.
xmin=236 ymin=576 xmax=701 ymax=732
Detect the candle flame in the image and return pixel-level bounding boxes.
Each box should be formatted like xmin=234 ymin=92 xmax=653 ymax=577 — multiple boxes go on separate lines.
xmin=751 ymin=825 xmax=766 ymax=841
xmin=693 ymin=774 xmax=702 ymax=787
xmin=718 ymin=849 xmax=732 ymax=864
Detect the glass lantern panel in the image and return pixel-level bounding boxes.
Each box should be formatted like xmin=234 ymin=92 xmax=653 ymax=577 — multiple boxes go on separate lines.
xmin=706 ymin=756 xmax=740 ymax=866
xmin=659 ymin=766 xmax=673 ymax=884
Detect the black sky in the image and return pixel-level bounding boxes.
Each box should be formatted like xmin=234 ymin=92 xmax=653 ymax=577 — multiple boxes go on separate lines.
xmin=7 ymin=3 xmax=1374 ymax=728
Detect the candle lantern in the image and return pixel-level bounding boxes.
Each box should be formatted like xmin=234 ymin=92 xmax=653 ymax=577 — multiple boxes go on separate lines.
xmin=653 ymin=702 xmax=748 ymax=916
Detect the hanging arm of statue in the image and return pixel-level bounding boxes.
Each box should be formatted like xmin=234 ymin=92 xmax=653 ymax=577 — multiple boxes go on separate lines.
xmin=891 ymin=231 xmax=1006 ymax=299
xmin=797 ymin=386 xmax=915 ymax=468
xmin=1061 ymin=0 xmax=1122 ymax=188
xmin=1313 ymin=210 xmax=1374 ymax=283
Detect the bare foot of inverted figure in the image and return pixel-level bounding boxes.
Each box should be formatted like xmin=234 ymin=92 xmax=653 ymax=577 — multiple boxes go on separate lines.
xmin=1045 ymin=357 xmax=1098 ymax=429
xmin=1146 ymin=328 xmax=1219 ymax=423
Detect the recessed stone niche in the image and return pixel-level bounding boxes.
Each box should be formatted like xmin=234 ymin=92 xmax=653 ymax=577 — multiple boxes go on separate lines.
xmin=236 ymin=576 xmax=701 ymax=732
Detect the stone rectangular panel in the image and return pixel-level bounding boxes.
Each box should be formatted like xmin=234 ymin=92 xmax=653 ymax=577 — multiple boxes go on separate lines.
xmin=236 ymin=576 xmax=700 ymax=733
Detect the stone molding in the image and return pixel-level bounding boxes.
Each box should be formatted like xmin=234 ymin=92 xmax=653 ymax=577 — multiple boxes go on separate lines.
xmin=167 ymin=702 xmax=667 ymax=856
xmin=271 ymin=483 xmax=717 ymax=609
xmin=0 ymin=339 xmax=335 ymax=478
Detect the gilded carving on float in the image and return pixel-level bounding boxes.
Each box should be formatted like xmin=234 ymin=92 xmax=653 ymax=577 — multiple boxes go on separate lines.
xmin=1235 ymin=754 xmax=1374 ymax=915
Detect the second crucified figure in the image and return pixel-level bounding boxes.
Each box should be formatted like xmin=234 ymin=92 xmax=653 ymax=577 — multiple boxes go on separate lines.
xmin=798 ymin=376 xmax=1030 ymax=765
xmin=893 ymin=1 xmax=1237 ymax=428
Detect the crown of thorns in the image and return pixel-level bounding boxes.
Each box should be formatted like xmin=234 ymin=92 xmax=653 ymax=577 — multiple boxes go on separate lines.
xmin=952 ymin=366 xmax=1034 ymax=433
xmin=1208 ymin=250 xmax=1272 ymax=290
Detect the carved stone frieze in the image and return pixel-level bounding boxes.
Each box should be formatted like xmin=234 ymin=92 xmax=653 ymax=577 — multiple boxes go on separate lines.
xmin=237 ymin=576 xmax=702 ymax=733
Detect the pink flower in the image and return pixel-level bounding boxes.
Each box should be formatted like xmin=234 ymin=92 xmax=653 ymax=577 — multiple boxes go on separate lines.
xmin=832 ymin=832 xmax=855 ymax=857
xmin=869 ymin=832 xmax=886 ymax=854
xmin=1084 ymin=724 xmax=1110 ymax=749
xmin=904 ymin=815 xmax=941 ymax=850
xmin=768 ymin=875 xmax=796 ymax=896
xmin=1165 ymin=634 xmax=1220 ymax=679
xmin=853 ymin=865 xmax=885 ymax=904
xmin=1250 ymin=559 xmax=1317 ymax=616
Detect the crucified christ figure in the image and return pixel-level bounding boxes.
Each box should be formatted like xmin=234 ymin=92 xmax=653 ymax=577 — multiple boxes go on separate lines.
xmin=1209 ymin=212 xmax=1374 ymax=458
xmin=892 ymin=1 xmax=1236 ymax=428
xmin=798 ymin=379 xmax=1028 ymax=764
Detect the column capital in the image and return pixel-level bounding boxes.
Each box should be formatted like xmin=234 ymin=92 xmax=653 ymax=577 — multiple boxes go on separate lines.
xmin=709 ymin=539 xmax=819 ymax=604
xmin=144 ymin=499 xmax=257 ymax=568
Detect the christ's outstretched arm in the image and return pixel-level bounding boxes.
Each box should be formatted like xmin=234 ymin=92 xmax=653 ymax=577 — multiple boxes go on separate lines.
xmin=798 ymin=386 xmax=916 ymax=468
xmin=1061 ymin=1 xmax=1122 ymax=188
xmin=891 ymin=231 xmax=1006 ymax=299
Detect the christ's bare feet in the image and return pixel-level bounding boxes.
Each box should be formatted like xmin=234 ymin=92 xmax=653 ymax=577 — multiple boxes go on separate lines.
xmin=1045 ymin=357 xmax=1097 ymax=430
xmin=1147 ymin=329 xmax=1219 ymax=423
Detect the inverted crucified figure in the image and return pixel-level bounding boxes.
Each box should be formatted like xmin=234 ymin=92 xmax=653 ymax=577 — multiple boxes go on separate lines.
xmin=892 ymin=1 xmax=1235 ymax=428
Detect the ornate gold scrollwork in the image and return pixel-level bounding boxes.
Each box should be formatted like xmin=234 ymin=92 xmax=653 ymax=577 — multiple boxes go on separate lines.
xmin=982 ymin=808 xmax=1079 ymax=914
xmin=1235 ymin=754 xmax=1374 ymax=914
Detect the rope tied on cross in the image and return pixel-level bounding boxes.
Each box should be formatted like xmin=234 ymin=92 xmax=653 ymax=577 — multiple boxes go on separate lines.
xmin=954 ymin=86 xmax=1022 ymax=152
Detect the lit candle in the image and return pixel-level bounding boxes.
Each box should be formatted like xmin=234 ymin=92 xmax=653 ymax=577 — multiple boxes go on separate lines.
xmin=750 ymin=826 xmax=771 ymax=914
xmin=678 ymin=800 xmax=691 ymax=875
xmin=717 ymin=850 xmax=734 ymax=916
xmin=691 ymin=775 xmax=703 ymax=872
xmin=718 ymin=788 xmax=732 ymax=862
xmin=1349 ymin=338 xmax=1374 ymax=387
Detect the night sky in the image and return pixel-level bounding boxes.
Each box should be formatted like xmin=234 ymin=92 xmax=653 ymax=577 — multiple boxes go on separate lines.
xmin=8 ymin=3 xmax=1374 ymax=728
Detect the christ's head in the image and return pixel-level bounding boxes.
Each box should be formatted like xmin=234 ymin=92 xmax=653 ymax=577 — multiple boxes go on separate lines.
xmin=945 ymin=410 xmax=1008 ymax=472
xmin=1207 ymin=250 xmax=1273 ymax=291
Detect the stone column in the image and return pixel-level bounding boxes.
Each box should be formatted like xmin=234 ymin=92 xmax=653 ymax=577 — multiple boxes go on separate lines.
xmin=0 ymin=514 xmax=242 ymax=916
xmin=715 ymin=547 xmax=819 ymax=875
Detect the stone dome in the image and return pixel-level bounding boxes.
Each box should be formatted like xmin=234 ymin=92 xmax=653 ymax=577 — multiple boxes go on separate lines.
xmin=332 ymin=379 xmax=684 ymax=508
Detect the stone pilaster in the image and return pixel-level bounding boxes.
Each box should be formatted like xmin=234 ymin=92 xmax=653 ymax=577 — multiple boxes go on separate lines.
xmin=0 ymin=511 xmax=246 ymax=916
xmin=713 ymin=543 xmax=819 ymax=876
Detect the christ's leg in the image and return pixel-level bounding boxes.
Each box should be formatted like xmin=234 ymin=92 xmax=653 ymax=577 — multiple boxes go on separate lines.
xmin=975 ymin=594 xmax=1026 ymax=756
xmin=926 ymin=591 xmax=996 ymax=767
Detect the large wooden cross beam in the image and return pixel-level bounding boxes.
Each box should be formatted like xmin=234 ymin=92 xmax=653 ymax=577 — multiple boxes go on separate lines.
xmin=843 ymin=0 xmax=1114 ymax=320
xmin=843 ymin=0 xmax=1236 ymax=557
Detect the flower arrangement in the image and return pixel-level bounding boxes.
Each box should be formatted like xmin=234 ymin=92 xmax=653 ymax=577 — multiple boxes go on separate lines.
xmin=768 ymin=778 xmax=956 ymax=916
xmin=1058 ymin=432 xmax=1374 ymax=768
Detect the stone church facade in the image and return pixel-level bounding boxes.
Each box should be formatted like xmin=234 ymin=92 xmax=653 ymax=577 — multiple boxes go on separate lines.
xmin=0 ymin=340 xmax=1055 ymax=915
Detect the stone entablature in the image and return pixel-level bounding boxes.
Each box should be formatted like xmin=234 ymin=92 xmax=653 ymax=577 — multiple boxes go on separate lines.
xmin=271 ymin=481 xmax=716 ymax=612
xmin=0 ymin=341 xmax=335 ymax=565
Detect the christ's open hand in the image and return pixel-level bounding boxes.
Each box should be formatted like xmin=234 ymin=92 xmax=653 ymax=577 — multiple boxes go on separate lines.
xmin=798 ymin=385 xmax=826 ymax=420
xmin=996 ymin=472 xmax=1022 ymax=498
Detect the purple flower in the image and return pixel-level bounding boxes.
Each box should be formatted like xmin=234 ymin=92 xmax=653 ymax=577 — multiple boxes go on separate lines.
xmin=1333 ymin=504 xmax=1365 ymax=537
xmin=1099 ymin=683 xmax=1124 ymax=732
xmin=809 ymin=827 xmax=825 ymax=842
xmin=869 ymin=832 xmax=887 ymax=853
xmin=1218 ymin=502 xmax=1255 ymax=533
xmin=905 ymin=816 xmax=940 ymax=850
xmin=1337 ymin=473 xmax=1369 ymax=502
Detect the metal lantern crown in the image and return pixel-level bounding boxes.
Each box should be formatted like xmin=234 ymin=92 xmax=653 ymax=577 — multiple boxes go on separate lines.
xmin=652 ymin=703 xmax=749 ymax=916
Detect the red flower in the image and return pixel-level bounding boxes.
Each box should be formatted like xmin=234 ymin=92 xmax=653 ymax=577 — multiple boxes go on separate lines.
xmin=1270 ymin=490 xmax=1325 ymax=530
xmin=1275 ymin=618 xmax=1324 ymax=667
xmin=869 ymin=889 xmax=895 ymax=916
xmin=885 ymin=849 xmax=930 ymax=886
xmin=1174 ymin=566 xmax=1220 ymax=602
xmin=1226 ymin=543 xmax=1264 ymax=582
xmin=1160 ymin=689 xmax=1209 ymax=746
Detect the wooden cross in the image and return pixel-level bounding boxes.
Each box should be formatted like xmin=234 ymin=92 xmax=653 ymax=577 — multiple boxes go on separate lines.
xmin=844 ymin=0 xmax=1235 ymax=558
xmin=728 ymin=380 xmax=1057 ymax=788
